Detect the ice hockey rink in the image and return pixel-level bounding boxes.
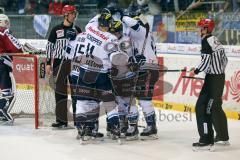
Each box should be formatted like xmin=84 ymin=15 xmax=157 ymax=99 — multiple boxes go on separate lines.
xmin=0 ymin=109 xmax=240 ymax=160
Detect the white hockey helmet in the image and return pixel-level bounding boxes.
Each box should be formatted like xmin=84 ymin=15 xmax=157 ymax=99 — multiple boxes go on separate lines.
xmin=0 ymin=14 xmax=10 ymax=28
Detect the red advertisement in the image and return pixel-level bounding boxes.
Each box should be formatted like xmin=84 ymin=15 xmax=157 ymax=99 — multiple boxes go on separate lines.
xmin=12 ymin=57 xmax=35 ymax=85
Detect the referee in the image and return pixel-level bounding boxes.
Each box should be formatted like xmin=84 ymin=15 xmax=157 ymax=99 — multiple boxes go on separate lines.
xmin=46 ymin=5 xmax=81 ymax=128
xmin=191 ymin=18 xmax=229 ymax=149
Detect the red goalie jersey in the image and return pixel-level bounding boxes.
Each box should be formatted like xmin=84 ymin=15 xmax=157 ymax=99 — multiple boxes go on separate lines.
xmin=0 ymin=27 xmax=23 ymax=55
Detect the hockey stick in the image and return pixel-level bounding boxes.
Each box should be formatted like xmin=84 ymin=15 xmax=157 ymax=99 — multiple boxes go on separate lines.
xmin=182 ymin=76 xmax=204 ymax=80
xmin=158 ymin=69 xmax=187 ymax=72
xmin=127 ymin=16 xmax=150 ymax=113
xmin=54 ymin=42 xmax=70 ymax=84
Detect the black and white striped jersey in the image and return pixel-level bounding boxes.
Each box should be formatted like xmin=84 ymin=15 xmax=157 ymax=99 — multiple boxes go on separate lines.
xmin=46 ymin=23 xmax=81 ymax=65
xmin=195 ymin=35 xmax=228 ymax=75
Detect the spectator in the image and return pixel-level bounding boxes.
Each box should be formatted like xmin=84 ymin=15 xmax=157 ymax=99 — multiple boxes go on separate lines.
xmin=48 ymin=0 xmax=70 ymax=15
xmin=0 ymin=0 xmax=15 ymax=13
xmin=48 ymin=0 xmax=64 ymax=15
xmin=18 ymin=0 xmax=26 ymax=14
xmin=26 ymin=0 xmax=50 ymax=14
xmin=160 ymin=0 xmax=175 ymax=12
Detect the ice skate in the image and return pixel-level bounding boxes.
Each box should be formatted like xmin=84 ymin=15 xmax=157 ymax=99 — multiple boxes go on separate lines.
xmin=91 ymin=130 xmax=104 ymax=140
xmin=109 ymin=125 xmax=122 ymax=144
xmin=52 ymin=122 xmax=74 ymax=130
xmin=214 ymin=137 xmax=230 ymax=146
xmin=192 ymin=142 xmax=215 ymax=152
xmin=125 ymin=124 xmax=139 ymax=141
xmin=140 ymin=125 xmax=158 ymax=140
xmin=76 ymin=127 xmax=92 ymax=145
xmin=106 ymin=123 xmax=111 ymax=137
xmin=119 ymin=119 xmax=128 ymax=138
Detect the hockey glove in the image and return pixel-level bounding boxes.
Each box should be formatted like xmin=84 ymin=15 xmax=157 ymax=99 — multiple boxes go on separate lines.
xmin=135 ymin=54 xmax=146 ymax=65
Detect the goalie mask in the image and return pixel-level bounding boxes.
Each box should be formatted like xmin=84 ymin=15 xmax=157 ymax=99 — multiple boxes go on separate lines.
xmin=0 ymin=14 xmax=10 ymax=28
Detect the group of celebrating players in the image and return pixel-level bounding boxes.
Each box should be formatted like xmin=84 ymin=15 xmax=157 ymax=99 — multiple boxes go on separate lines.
xmin=64 ymin=7 xmax=160 ymax=142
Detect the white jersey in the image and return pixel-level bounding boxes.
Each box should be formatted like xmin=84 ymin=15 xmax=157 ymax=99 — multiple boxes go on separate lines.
xmin=107 ymin=35 xmax=133 ymax=59
xmin=122 ymin=16 xmax=158 ymax=64
xmin=85 ymin=15 xmax=100 ymax=34
xmin=66 ymin=30 xmax=117 ymax=76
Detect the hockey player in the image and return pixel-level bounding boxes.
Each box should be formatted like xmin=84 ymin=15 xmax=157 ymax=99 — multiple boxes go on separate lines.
xmin=0 ymin=14 xmax=23 ymax=125
xmin=120 ymin=12 xmax=159 ymax=140
xmin=65 ymin=11 xmax=121 ymax=140
xmin=191 ymin=18 xmax=229 ymax=151
xmin=107 ymin=20 xmax=135 ymax=137
xmin=106 ymin=7 xmax=159 ymax=139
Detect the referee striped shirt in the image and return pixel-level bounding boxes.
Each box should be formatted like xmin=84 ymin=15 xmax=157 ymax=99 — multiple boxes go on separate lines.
xmin=195 ymin=35 xmax=228 ymax=75
xmin=46 ymin=23 xmax=81 ymax=65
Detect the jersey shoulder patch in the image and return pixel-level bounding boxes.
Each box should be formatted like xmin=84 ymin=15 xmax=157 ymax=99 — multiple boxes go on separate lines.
xmin=206 ymin=35 xmax=222 ymax=51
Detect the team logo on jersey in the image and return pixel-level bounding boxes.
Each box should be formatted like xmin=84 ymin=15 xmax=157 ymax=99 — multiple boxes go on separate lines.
xmin=88 ymin=26 xmax=109 ymax=41
xmin=56 ymin=29 xmax=64 ymax=38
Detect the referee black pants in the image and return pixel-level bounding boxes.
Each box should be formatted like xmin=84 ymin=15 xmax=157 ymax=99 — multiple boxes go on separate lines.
xmin=53 ymin=59 xmax=76 ymax=125
xmin=195 ymin=74 xmax=229 ymax=144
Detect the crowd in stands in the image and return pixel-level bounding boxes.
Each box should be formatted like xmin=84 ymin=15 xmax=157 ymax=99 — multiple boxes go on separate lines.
xmin=0 ymin=0 xmax=239 ymax=15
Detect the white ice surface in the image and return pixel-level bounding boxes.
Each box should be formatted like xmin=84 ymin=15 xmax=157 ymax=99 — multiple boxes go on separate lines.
xmin=0 ymin=110 xmax=240 ymax=160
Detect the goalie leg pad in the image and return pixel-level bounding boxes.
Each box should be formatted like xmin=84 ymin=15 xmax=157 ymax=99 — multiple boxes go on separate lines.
xmin=0 ymin=94 xmax=15 ymax=121
xmin=0 ymin=63 xmax=13 ymax=90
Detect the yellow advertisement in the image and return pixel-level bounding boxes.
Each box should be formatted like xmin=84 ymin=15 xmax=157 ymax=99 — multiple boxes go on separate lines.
xmin=176 ymin=12 xmax=207 ymax=32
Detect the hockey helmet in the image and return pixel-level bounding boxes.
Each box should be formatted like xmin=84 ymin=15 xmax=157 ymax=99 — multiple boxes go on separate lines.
xmin=98 ymin=12 xmax=112 ymax=28
xmin=127 ymin=2 xmax=141 ymax=18
xmin=0 ymin=14 xmax=10 ymax=28
xmin=197 ymin=18 xmax=215 ymax=33
xmin=109 ymin=20 xmax=123 ymax=34
xmin=100 ymin=7 xmax=112 ymax=15
xmin=62 ymin=5 xmax=77 ymax=16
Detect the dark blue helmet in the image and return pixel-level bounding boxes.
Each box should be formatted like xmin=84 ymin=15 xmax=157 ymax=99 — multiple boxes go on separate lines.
xmin=98 ymin=12 xmax=112 ymax=28
xmin=109 ymin=20 xmax=123 ymax=34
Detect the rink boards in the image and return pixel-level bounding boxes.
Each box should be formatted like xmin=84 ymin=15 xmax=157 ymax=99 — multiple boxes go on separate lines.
xmin=14 ymin=39 xmax=240 ymax=120
xmin=154 ymin=54 xmax=240 ymax=120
